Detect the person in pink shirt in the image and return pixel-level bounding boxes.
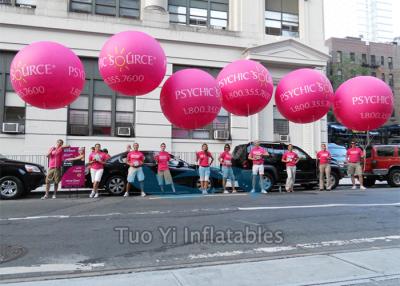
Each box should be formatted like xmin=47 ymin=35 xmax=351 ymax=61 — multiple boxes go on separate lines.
xmin=155 ymin=143 xmax=176 ymax=193
xmin=88 ymin=143 xmax=107 ymax=198
xmin=124 ymin=142 xmax=146 ymax=197
xmin=346 ymin=141 xmax=366 ymax=190
xmin=219 ymin=144 xmax=237 ymax=194
xmin=196 ymin=143 xmax=214 ymax=195
xmin=317 ymin=143 xmax=332 ymax=191
xmin=41 ymin=139 xmax=69 ymax=199
xmin=248 ymin=140 xmax=270 ymax=194
xmin=282 ymin=144 xmax=299 ymax=193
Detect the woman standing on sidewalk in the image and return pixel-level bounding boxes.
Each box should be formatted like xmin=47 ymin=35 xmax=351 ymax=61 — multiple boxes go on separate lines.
xmin=154 ymin=143 xmax=176 ymax=193
xmin=219 ymin=144 xmax=236 ymax=194
xmin=196 ymin=143 xmax=214 ymax=195
xmin=317 ymin=143 xmax=332 ymax=191
xmin=88 ymin=143 xmax=107 ymax=198
xmin=282 ymin=144 xmax=299 ymax=193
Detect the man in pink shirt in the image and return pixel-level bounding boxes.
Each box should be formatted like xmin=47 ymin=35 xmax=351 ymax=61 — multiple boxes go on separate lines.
xmin=282 ymin=144 xmax=299 ymax=192
xmin=88 ymin=143 xmax=108 ymax=198
xmin=155 ymin=143 xmax=176 ymax=193
xmin=42 ymin=139 xmax=69 ymax=199
xmin=346 ymin=141 xmax=366 ymax=190
xmin=248 ymin=140 xmax=270 ymax=194
xmin=317 ymin=143 xmax=332 ymax=191
xmin=124 ymin=142 xmax=146 ymax=197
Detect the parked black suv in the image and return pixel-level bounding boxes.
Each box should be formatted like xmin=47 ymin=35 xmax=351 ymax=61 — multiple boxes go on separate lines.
xmin=231 ymin=142 xmax=344 ymax=192
xmin=0 ymin=155 xmax=46 ymax=199
xmin=85 ymin=151 xmax=223 ymax=195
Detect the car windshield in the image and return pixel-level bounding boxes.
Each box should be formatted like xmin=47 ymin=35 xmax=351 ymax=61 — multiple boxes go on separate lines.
xmin=0 ymin=154 xmax=5 ymax=159
xmin=329 ymin=147 xmax=347 ymax=158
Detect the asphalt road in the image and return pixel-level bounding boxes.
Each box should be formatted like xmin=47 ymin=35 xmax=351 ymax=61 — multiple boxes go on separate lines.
xmin=0 ymin=185 xmax=399 ymax=282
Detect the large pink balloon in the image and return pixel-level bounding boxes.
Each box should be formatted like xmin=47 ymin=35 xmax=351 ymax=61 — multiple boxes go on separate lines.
xmin=334 ymin=76 xmax=393 ymax=131
xmin=160 ymin=69 xmax=222 ymax=129
xmin=10 ymin=41 xmax=85 ymax=109
xmin=217 ymin=60 xmax=273 ymax=116
xmin=99 ymin=31 xmax=166 ymax=96
xmin=275 ymin=68 xmax=334 ymax=123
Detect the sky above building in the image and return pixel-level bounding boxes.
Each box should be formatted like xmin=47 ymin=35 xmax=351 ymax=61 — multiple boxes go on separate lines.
xmin=324 ymin=0 xmax=400 ymax=41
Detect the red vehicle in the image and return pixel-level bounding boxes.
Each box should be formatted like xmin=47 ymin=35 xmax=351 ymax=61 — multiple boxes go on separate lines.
xmin=363 ymin=145 xmax=400 ymax=187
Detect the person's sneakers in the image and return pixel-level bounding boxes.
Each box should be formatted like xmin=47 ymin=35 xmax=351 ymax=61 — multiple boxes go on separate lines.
xmin=141 ymin=192 xmax=146 ymax=197
xmin=123 ymin=192 xmax=129 ymax=197
xmin=52 ymin=194 xmax=56 ymax=199
xmin=89 ymin=191 xmax=95 ymax=198
xmin=232 ymin=189 xmax=237 ymax=193
xmin=41 ymin=194 xmax=49 ymax=200
xmin=360 ymin=186 xmax=367 ymax=190
xmin=223 ymin=190 xmax=229 ymax=194
xmin=351 ymin=185 xmax=357 ymax=190
xmin=250 ymin=189 xmax=256 ymax=193
xmin=202 ymin=190 xmax=208 ymax=195
xmin=261 ymin=189 xmax=268 ymax=194
xmin=94 ymin=193 xmax=99 ymax=198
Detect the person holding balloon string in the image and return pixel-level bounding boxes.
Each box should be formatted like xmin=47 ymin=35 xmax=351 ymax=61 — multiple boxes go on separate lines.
xmin=88 ymin=143 xmax=108 ymax=198
xmin=282 ymin=144 xmax=300 ymax=193
xmin=124 ymin=143 xmax=146 ymax=197
xmin=346 ymin=141 xmax=366 ymax=190
xmin=248 ymin=140 xmax=270 ymax=194
xmin=154 ymin=143 xmax=176 ymax=193
xmin=41 ymin=139 xmax=70 ymax=200
xmin=219 ymin=144 xmax=237 ymax=194
xmin=316 ymin=143 xmax=332 ymax=191
xmin=196 ymin=144 xmax=214 ymax=195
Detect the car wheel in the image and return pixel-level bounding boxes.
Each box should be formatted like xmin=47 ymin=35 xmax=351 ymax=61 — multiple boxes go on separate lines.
xmin=262 ymin=173 xmax=275 ymax=192
xmin=105 ymin=175 xmax=126 ymax=195
xmin=363 ymin=177 xmax=376 ymax=187
xmin=196 ymin=178 xmax=213 ymax=192
xmin=329 ymin=172 xmax=340 ymax=189
xmin=0 ymin=176 xmax=24 ymax=200
xmin=387 ymin=169 xmax=400 ymax=187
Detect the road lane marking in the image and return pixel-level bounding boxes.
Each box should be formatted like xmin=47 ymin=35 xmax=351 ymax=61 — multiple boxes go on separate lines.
xmin=1 ymin=203 xmax=399 ymax=222
xmin=0 ymin=263 xmax=104 ymax=275
xmin=238 ymin=202 xmax=400 ymax=211
xmin=188 ymin=235 xmax=400 ymax=260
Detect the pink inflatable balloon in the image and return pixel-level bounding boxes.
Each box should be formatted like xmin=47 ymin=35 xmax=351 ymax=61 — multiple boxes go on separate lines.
xmin=160 ymin=69 xmax=222 ymax=129
xmin=99 ymin=31 xmax=167 ymax=96
xmin=10 ymin=41 xmax=85 ymax=109
xmin=275 ymin=68 xmax=334 ymax=124
xmin=334 ymin=76 xmax=393 ymax=131
xmin=217 ymin=60 xmax=273 ymax=116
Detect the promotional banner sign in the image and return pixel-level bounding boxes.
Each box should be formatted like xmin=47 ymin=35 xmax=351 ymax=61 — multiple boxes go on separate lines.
xmin=61 ymin=147 xmax=85 ymax=189
xmin=10 ymin=41 xmax=85 ymax=109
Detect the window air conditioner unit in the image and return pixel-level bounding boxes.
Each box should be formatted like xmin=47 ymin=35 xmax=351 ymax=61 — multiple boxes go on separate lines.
xmin=2 ymin=123 xmax=21 ymax=133
xmin=214 ymin=130 xmax=229 ymax=140
xmin=117 ymin=126 xmax=131 ymax=137
xmin=279 ymin=135 xmax=290 ymax=142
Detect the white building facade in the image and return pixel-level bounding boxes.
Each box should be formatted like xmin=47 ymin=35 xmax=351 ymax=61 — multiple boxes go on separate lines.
xmin=0 ymin=0 xmax=329 ymax=160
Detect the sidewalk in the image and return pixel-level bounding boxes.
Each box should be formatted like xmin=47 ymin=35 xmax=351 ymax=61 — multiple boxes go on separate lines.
xmin=2 ymin=248 xmax=400 ymax=286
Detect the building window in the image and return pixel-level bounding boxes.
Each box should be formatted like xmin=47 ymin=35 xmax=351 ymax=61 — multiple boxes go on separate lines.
xmin=265 ymin=0 xmax=299 ymax=37
xmin=371 ymin=71 xmax=376 ymax=77
xmin=67 ymin=58 xmax=135 ymax=137
xmin=70 ymin=0 xmax=140 ymax=19
xmin=168 ymin=0 xmax=229 ymax=30
xmin=336 ymin=69 xmax=343 ymax=80
xmin=381 ymin=73 xmax=385 ymax=82
xmin=171 ymin=64 xmax=230 ymax=140
xmin=380 ymin=56 xmax=384 ymax=66
xmin=370 ymin=55 xmax=376 ymax=66
xmin=388 ymin=57 xmax=393 ymax=69
xmin=389 ymin=74 xmax=394 ymax=87
xmin=362 ymin=53 xmax=367 ymax=65
xmin=0 ymin=0 xmax=36 ymax=8
xmin=0 ymin=51 xmax=26 ymax=134
xmin=350 ymin=52 xmax=355 ymax=63
xmin=273 ymin=106 xmax=289 ymax=135
xmin=336 ymin=51 xmax=342 ymax=63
